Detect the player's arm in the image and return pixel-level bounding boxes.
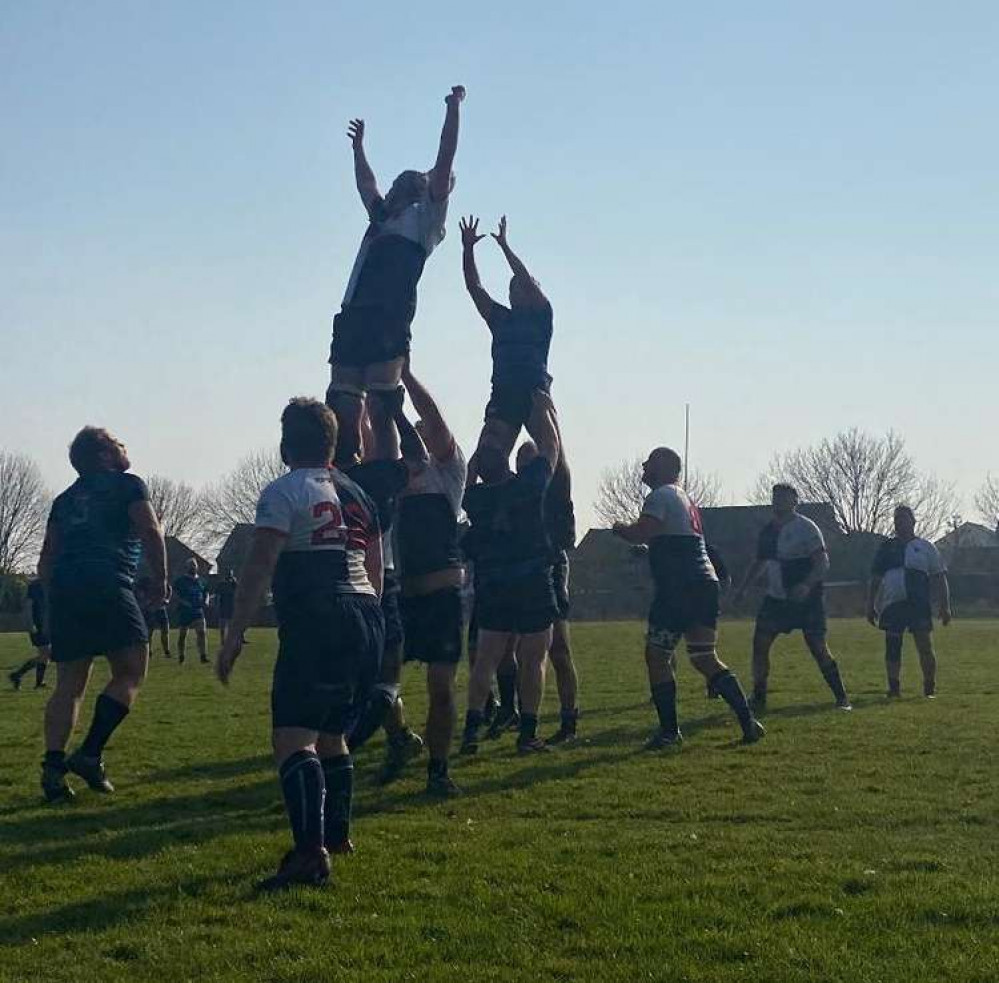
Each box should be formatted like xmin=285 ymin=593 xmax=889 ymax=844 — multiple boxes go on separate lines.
xmin=400 ymin=362 xmax=455 ymax=462
xmin=428 ymin=85 xmax=465 ymax=201
xmin=130 ymin=500 xmax=169 ymax=607
xmin=365 ymin=530 xmax=384 ymax=600
xmin=612 ymin=513 xmax=662 ymax=545
xmin=932 ymin=571 xmax=952 ymax=625
xmin=789 ymin=548 xmax=829 ymax=601
xmin=460 ymin=216 xmax=496 ymax=321
xmin=37 ymin=523 xmax=58 ymax=590
xmin=525 ymin=390 xmax=560 ymax=471
xmin=492 ymin=216 xmax=549 ymax=308
xmin=216 ymin=528 xmax=286 ymax=684
xmin=866 ymin=574 xmax=883 ymax=626
xmin=347 ymin=118 xmax=382 ymax=214
xmin=734 ymin=559 xmax=765 ymax=600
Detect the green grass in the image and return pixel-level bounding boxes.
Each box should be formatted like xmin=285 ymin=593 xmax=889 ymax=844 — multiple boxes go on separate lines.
xmin=1 ymin=620 xmax=997 ymax=983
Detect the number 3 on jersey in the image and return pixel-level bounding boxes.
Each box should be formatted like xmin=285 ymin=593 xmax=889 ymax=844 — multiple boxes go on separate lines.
xmin=311 ymin=501 xmax=345 ymax=546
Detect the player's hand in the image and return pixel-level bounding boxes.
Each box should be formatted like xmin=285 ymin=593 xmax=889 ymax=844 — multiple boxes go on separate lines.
xmin=216 ymin=635 xmax=244 ymax=686
xmin=149 ymin=581 xmax=170 ymax=608
xmin=866 ymin=606 xmax=877 ymax=627
xmin=445 ymin=85 xmax=466 ymax=106
xmin=940 ymin=605 xmax=952 ymax=626
xmin=460 ymin=215 xmax=485 ymax=248
xmin=491 ymin=214 xmax=509 ymax=248
xmin=789 ymin=583 xmax=810 ymax=603
xmin=347 ymin=118 xmax=365 ymax=149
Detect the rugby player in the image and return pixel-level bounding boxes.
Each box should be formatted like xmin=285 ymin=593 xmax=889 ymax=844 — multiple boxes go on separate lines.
xmin=461 ymin=391 xmax=561 ymax=755
xmin=217 ymin=398 xmax=383 ymax=891
xmin=867 ymin=505 xmax=951 ymax=698
xmin=515 ymin=440 xmax=579 ymax=744
xmin=460 ymin=214 xmax=553 ymax=460
xmin=38 ymin=427 xmax=167 ymax=801
xmin=135 ymin=576 xmax=171 ymax=657
xmin=173 ymin=557 xmax=209 ymax=664
xmin=389 ymin=365 xmax=468 ymax=792
xmin=734 ymin=484 xmax=852 ymax=713
xmin=8 ymin=575 xmax=50 ymax=690
xmin=326 ymin=86 xmax=465 ymax=465
xmin=613 ymin=448 xmax=763 ymax=748
xmin=215 ymin=569 xmax=238 ymax=646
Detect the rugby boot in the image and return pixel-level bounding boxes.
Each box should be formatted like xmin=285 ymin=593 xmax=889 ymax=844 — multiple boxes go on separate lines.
xmin=257 ymin=847 xmax=331 ymax=892
xmin=65 ymin=751 xmax=114 ymax=793
xmin=644 ymin=727 xmax=683 ymax=751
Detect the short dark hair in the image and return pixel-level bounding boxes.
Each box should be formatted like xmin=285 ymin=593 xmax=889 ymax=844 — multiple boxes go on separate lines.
xmin=894 ymin=504 xmax=915 ymax=521
xmin=772 ymin=482 xmax=799 ymax=501
xmin=68 ymin=427 xmax=114 ymax=476
xmin=280 ymin=398 xmax=338 ymax=464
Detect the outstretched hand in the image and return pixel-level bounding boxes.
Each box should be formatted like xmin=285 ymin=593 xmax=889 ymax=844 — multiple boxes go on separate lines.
xmin=460 ymin=215 xmax=485 ymax=248
xmin=491 ymin=215 xmax=509 ymax=248
xmin=347 ymin=118 xmax=365 ymax=149
xmin=445 ymin=85 xmax=466 ymax=106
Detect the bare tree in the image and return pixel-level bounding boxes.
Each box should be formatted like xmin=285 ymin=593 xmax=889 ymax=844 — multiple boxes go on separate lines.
xmin=200 ymin=448 xmax=286 ymax=550
xmin=752 ymin=428 xmax=958 ymax=539
xmin=0 ymin=451 xmax=51 ymax=573
xmin=146 ymin=475 xmax=210 ymax=550
xmin=975 ymin=475 xmax=999 ymax=529
xmin=593 ymin=457 xmax=723 ymax=526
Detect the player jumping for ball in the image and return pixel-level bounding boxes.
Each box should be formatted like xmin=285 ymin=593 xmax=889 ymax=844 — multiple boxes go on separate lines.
xmin=326 ymin=86 xmax=465 ymax=466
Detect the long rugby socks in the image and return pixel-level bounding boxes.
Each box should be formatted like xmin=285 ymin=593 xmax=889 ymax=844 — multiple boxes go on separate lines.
xmin=650 ymin=680 xmax=679 ymax=736
xmin=11 ymin=659 xmax=35 ymax=684
xmin=79 ymin=694 xmax=129 ymax=758
xmin=885 ymin=634 xmax=903 ymax=695
xmin=560 ymin=707 xmax=579 ymax=736
xmin=463 ymin=708 xmax=484 ymax=744
xmin=35 ymin=661 xmax=47 ymax=687
xmin=321 ymin=754 xmax=353 ymax=849
xmin=709 ymin=670 xmax=754 ymax=736
xmin=518 ymin=713 xmax=538 ymax=743
xmin=279 ymin=751 xmax=326 ymax=852
xmin=820 ymin=659 xmax=849 ymax=705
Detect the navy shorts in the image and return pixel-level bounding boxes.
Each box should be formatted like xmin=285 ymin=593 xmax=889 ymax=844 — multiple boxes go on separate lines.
xmin=329 ymin=306 xmax=412 ymax=369
xmin=879 ymin=600 xmax=933 ymax=635
xmin=49 ymin=585 xmax=148 ymax=663
xmin=176 ymin=606 xmax=205 ymax=629
xmin=271 ymin=594 xmax=385 ymax=733
xmin=475 ymin=567 xmax=558 ymax=635
xmin=402 ymin=587 xmax=464 ymax=664
xmin=145 ymin=607 xmax=169 ymax=631
xmin=484 ymin=377 xmax=552 ymax=430
xmin=755 ymin=593 xmax=827 ymax=638
xmin=381 ymin=571 xmax=404 ymax=650
xmin=648 ymin=580 xmax=720 ymax=637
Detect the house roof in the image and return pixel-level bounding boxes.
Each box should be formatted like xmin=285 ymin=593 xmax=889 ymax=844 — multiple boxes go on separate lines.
xmin=936 ymin=522 xmax=998 ymax=550
xmin=216 ymin=524 xmax=255 ymax=575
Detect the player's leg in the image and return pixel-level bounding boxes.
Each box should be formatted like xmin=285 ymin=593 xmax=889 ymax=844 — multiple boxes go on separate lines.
xmin=487 ymin=636 xmax=520 ymax=738
xmin=803 ymin=632 xmax=852 ymax=710
xmin=66 ymin=642 xmax=149 ymax=793
xmin=514 ymin=627 xmax=552 ymax=753
xmin=326 ymin=359 xmax=366 ymax=465
xmin=463 ymin=628 xmax=512 ymax=754
xmin=912 ymin=630 xmax=937 ymax=698
xmin=177 ymin=625 xmax=188 ymax=663
xmin=41 ymin=657 xmax=93 ymax=801
xmin=425 ymin=662 xmax=460 ymax=793
xmin=884 ymin=631 xmax=904 ymax=697
xmin=644 ymin=627 xmax=682 ymax=749
xmin=33 ymin=645 xmax=50 ymax=688
xmin=195 ymin=616 xmax=208 ymax=663
xmin=750 ymin=629 xmax=776 ymax=712
xmin=547 ymin=618 xmax=579 ymax=743
xmin=218 ymin=617 xmax=227 ymax=647
xmin=685 ymin=627 xmax=763 ymax=743
xmin=317 ymin=732 xmax=354 ymax=855
xmin=159 ymin=610 xmax=172 ymax=657
xmin=9 ymin=654 xmax=40 ymax=690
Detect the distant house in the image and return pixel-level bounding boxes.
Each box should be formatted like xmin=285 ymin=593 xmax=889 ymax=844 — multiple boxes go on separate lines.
xmin=139 ymin=536 xmax=210 ymax=581
xmin=936 ymin=522 xmax=999 ymax=556
xmin=570 ymin=503 xmax=882 ymax=622
xmin=216 ymin=524 xmax=255 ymax=578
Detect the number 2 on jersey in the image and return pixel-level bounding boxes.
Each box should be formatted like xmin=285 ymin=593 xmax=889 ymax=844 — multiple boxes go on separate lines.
xmin=311 ymin=501 xmax=344 ymax=546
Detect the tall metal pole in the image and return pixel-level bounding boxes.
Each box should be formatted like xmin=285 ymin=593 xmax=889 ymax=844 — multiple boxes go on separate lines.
xmin=683 ymin=403 xmax=690 ymax=490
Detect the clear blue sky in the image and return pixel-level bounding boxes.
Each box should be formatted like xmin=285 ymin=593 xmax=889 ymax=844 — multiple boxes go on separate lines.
xmin=2 ymin=1 xmax=997 ymax=538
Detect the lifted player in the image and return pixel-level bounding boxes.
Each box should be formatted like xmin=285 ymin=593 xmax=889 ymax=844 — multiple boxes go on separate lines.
xmin=173 ymin=558 xmax=209 ymax=664
xmin=734 ymin=484 xmax=851 ymax=713
xmin=613 ymin=448 xmax=763 ymax=748
xmin=8 ymin=575 xmax=50 ymax=690
xmin=38 ymin=427 xmax=168 ymax=801
xmin=217 ymin=398 xmax=383 ymax=891
xmin=867 ymin=505 xmax=951 ymax=698
xmin=461 ymin=392 xmax=561 ymax=755
xmin=461 ymin=215 xmax=553 ymax=461
xmin=327 ymin=86 xmax=465 ymax=465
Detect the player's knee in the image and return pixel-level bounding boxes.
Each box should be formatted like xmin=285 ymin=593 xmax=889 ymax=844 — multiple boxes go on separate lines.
xmin=687 ymin=643 xmax=724 ymax=676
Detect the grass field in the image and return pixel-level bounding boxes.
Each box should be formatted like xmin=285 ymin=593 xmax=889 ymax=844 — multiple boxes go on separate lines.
xmin=1 ymin=619 xmax=997 ymax=983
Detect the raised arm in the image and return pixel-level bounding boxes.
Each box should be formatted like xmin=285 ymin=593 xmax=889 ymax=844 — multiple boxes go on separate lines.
xmin=459 ymin=216 xmax=495 ymax=321
xmin=390 ymin=392 xmax=431 ymax=470
xmin=400 ymin=363 xmax=455 ymax=462
xmin=493 ymin=216 xmax=549 ymax=308
xmin=429 ymin=86 xmax=465 ymax=201
xmin=348 ymin=118 xmax=381 ymax=214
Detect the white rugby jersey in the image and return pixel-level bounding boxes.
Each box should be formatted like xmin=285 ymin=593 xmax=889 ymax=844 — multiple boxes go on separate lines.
xmin=757 ymin=514 xmax=826 ymax=599
xmin=640 ymin=484 xmax=717 ymax=584
xmin=872 ymin=536 xmax=945 ymax=612
xmin=255 ymin=468 xmax=379 ymax=603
